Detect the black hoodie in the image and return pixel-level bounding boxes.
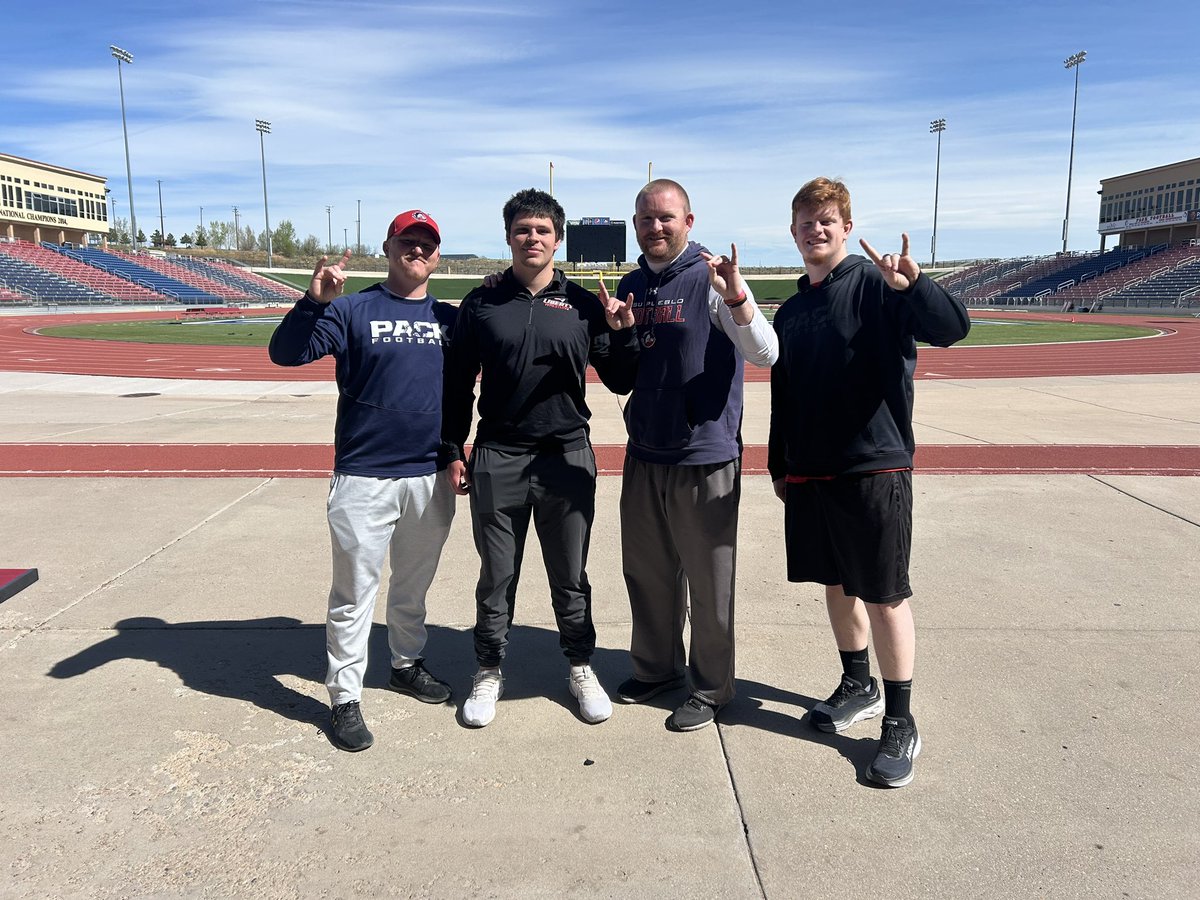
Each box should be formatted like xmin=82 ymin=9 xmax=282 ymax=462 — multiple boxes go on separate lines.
xmin=768 ymin=254 xmax=970 ymax=479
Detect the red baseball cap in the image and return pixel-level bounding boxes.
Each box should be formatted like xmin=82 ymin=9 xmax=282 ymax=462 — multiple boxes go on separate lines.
xmin=387 ymin=209 xmax=441 ymax=244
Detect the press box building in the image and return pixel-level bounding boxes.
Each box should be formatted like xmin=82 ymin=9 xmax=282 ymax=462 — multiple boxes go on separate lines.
xmin=1098 ymin=156 xmax=1200 ymax=250
xmin=1 ymin=152 xmax=110 ymax=247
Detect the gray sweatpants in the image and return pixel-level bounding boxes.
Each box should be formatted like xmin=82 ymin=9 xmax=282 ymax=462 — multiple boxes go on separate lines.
xmin=468 ymin=445 xmax=598 ymax=667
xmin=325 ymin=472 xmax=455 ymax=706
xmin=620 ymin=456 xmax=740 ymax=706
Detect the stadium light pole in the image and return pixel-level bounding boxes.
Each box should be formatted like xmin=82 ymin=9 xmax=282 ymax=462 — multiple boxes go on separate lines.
xmin=647 ymin=161 xmax=652 ymax=183
xmin=110 ymin=45 xmax=138 ymax=251
xmin=929 ymin=118 xmax=946 ymax=267
xmin=549 ymin=161 xmax=554 ymax=197
xmin=1062 ymin=50 xmax=1087 ymax=254
xmin=157 ymin=179 xmax=165 ymax=247
xmin=108 ymin=190 xmax=121 ymax=246
xmin=326 ymin=206 xmax=333 ymax=253
xmin=255 ymin=119 xmax=273 ymax=267
xmin=232 ymin=206 xmax=240 ymax=250
xmin=356 ymin=199 xmax=361 ymax=256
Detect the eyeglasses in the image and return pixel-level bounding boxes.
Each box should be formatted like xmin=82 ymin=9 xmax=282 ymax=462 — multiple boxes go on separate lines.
xmin=391 ymin=235 xmax=438 ymax=255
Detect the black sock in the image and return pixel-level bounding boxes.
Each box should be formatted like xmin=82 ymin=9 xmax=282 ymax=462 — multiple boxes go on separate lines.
xmin=839 ymin=647 xmax=871 ymax=687
xmin=883 ymin=679 xmax=913 ymax=725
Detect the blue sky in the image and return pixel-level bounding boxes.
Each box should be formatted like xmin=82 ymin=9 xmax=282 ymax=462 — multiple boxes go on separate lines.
xmin=5 ymin=0 xmax=1197 ymax=265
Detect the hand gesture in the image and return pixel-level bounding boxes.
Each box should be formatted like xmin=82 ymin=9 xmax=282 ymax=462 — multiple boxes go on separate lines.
xmin=598 ymin=275 xmax=634 ymax=330
xmin=859 ymin=233 xmax=920 ymax=291
xmin=308 ymin=249 xmax=352 ymax=304
xmin=700 ymin=243 xmax=742 ymax=300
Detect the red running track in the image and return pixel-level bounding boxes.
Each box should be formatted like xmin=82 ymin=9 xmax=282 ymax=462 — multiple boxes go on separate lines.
xmin=2 ymin=443 xmax=1197 ymax=477
xmin=1 ymin=309 xmax=1198 ymax=476
xmin=1 ymin=310 xmax=1199 ymax=381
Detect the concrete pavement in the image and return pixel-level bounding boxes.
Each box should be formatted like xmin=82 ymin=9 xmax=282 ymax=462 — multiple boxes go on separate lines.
xmin=1 ymin=370 xmax=1198 ymax=898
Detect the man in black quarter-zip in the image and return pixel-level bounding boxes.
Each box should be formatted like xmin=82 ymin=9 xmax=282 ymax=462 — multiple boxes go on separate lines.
xmin=443 ymin=188 xmax=638 ymax=729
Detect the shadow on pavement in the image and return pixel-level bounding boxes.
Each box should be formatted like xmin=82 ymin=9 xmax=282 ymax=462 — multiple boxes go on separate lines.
xmin=45 ymin=616 xmax=632 ymax=730
xmin=727 ymin=678 xmax=883 ymax=782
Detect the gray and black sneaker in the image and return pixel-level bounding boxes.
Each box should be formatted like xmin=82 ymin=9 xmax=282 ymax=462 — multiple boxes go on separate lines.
xmin=866 ymin=716 xmax=921 ymax=787
xmin=667 ymin=695 xmax=721 ymax=732
xmin=809 ymin=675 xmax=885 ymax=733
xmin=616 ymin=674 xmax=686 ymax=704
xmin=389 ymin=660 xmax=452 ymax=704
xmin=329 ymin=700 xmax=374 ymax=752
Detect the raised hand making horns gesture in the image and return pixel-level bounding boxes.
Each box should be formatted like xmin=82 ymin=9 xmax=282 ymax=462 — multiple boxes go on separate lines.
xmin=859 ymin=233 xmax=920 ymax=291
xmin=307 ymin=249 xmax=353 ymax=304
xmin=597 ymin=275 xmax=635 ymax=330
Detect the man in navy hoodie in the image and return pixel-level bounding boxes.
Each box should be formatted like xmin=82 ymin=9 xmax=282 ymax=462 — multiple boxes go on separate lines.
xmin=269 ymin=210 xmax=456 ymax=752
xmin=613 ymin=179 xmax=778 ymax=732
xmin=769 ymin=177 xmax=970 ymax=787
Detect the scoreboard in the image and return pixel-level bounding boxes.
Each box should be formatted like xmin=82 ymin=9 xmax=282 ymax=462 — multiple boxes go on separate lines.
xmin=566 ymin=217 xmax=626 ymax=264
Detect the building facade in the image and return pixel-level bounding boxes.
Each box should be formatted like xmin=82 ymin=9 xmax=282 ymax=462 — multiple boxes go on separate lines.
xmin=1098 ymin=157 xmax=1200 ymax=250
xmin=0 ymin=153 xmax=109 ymax=246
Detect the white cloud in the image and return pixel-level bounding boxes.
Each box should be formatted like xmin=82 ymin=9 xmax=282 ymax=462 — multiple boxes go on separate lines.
xmin=4 ymin=1 xmax=1200 ymax=262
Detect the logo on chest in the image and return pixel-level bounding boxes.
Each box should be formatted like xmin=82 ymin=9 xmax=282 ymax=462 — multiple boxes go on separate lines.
xmin=632 ymin=297 xmax=687 ymax=326
xmin=541 ymin=297 xmax=574 ymax=312
xmin=369 ymin=320 xmax=447 ymax=344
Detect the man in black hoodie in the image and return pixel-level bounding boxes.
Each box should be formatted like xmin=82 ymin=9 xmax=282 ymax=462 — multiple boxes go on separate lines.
xmin=443 ymin=188 xmax=638 ymax=729
xmin=768 ymin=177 xmax=970 ymax=787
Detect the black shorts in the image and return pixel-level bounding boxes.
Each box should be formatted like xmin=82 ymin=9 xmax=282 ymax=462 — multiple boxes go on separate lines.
xmin=784 ymin=470 xmax=913 ymax=603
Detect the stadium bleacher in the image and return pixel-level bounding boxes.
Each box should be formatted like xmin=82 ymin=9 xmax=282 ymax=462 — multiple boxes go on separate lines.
xmin=0 ymin=283 xmax=32 ymax=304
xmin=47 ymin=245 xmax=222 ymax=304
xmin=167 ymin=255 xmax=300 ymax=302
xmin=0 ymin=240 xmax=300 ymax=306
xmin=951 ymin=254 xmax=1085 ymax=301
xmin=0 ymin=243 xmax=114 ymax=305
xmin=986 ymin=246 xmax=1166 ymax=305
xmin=1099 ymin=254 xmax=1200 ymax=309
xmin=0 ymin=240 xmax=166 ymax=304
xmin=1052 ymin=245 xmax=1198 ymax=308
xmin=106 ymin=249 xmax=246 ymax=302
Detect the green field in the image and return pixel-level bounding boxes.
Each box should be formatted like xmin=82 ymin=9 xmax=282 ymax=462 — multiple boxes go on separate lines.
xmin=38 ymin=316 xmax=1158 ymax=348
xmin=267 ymin=272 xmax=804 ymax=302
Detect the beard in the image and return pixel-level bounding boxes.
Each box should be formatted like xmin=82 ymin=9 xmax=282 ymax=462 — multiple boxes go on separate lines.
xmin=639 ymin=231 xmax=687 ymax=263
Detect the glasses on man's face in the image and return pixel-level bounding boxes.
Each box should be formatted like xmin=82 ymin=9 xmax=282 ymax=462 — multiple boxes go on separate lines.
xmin=392 ymin=235 xmax=437 ymax=255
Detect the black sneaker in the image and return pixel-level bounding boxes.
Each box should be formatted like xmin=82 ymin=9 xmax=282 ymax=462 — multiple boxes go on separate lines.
xmin=866 ymin=716 xmax=922 ymax=787
xmin=388 ymin=660 xmax=452 ymax=704
xmin=809 ymin=675 xmax=885 ymax=733
xmin=329 ymin=700 xmax=374 ymax=752
xmin=616 ymin=674 xmax=686 ymax=704
xmin=667 ymin=695 xmax=720 ymax=732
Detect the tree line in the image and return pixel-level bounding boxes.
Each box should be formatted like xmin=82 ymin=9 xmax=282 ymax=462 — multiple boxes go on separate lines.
xmin=107 ymin=218 xmax=350 ymax=258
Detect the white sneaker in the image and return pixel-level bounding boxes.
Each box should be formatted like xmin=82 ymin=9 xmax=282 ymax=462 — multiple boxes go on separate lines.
xmin=569 ymin=665 xmax=612 ymax=724
xmin=462 ymin=669 xmax=503 ymax=727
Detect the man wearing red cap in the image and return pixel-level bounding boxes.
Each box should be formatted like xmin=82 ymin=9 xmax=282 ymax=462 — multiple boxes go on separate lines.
xmin=270 ymin=210 xmax=457 ymax=752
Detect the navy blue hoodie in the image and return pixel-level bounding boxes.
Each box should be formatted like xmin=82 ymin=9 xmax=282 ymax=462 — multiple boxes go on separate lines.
xmin=268 ymin=285 xmax=456 ymax=477
xmin=617 ymin=241 xmax=746 ymax=465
